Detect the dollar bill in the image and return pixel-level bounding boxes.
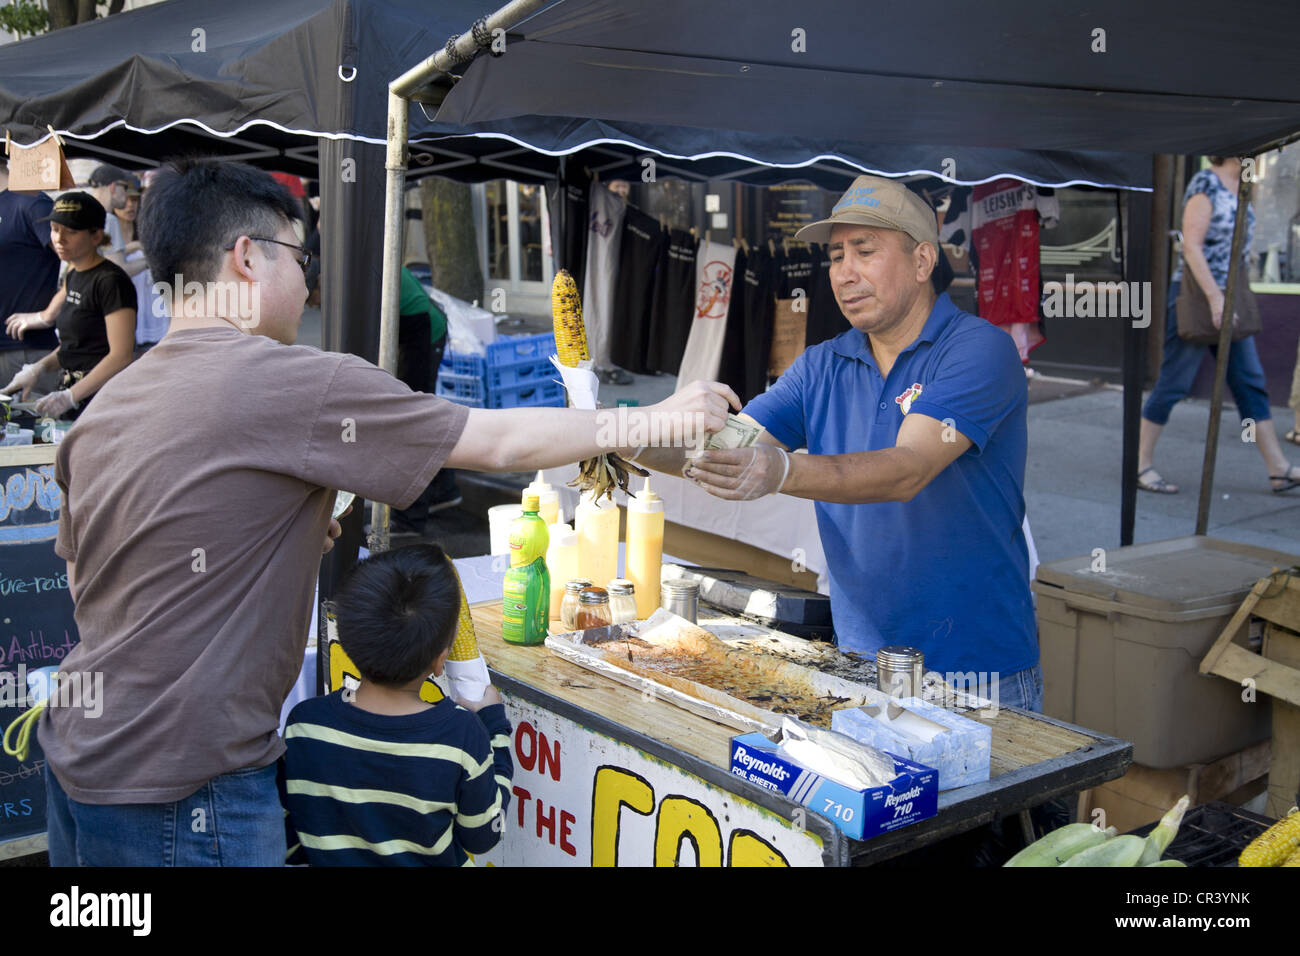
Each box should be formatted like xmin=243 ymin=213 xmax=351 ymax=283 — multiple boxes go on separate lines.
xmin=704 ymin=414 xmax=762 ymax=451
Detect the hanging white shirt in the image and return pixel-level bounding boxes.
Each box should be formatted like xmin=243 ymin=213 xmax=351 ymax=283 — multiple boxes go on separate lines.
xmin=581 ymin=183 xmax=626 ymax=371
xmin=675 ymin=239 xmax=737 ymax=387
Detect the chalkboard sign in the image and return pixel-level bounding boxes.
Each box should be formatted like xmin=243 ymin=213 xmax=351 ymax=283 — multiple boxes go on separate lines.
xmin=0 ymin=445 xmax=77 ymax=855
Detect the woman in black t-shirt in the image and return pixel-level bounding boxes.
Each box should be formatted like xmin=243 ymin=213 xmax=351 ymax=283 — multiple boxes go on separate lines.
xmin=1 ymin=192 xmax=136 ymax=418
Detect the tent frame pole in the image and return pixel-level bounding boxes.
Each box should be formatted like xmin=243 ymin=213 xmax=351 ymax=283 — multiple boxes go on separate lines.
xmin=1194 ymin=157 xmax=1256 ymax=535
xmin=371 ymin=0 xmax=550 ymax=551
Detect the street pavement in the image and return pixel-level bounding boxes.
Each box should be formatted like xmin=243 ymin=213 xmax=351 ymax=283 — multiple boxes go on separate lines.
xmin=297 ymin=307 xmax=1299 ymax=566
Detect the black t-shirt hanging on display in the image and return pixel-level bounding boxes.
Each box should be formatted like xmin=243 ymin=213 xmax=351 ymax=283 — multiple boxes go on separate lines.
xmin=805 ymin=243 xmax=851 ymax=349
xmin=546 ymin=165 xmax=590 ymax=293
xmin=645 ymin=228 xmax=697 ymax=376
xmin=769 ymin=245 xmax=814 ymax=380
xmin=57 ymin=259 xmax=136 ymax=373
xmin=609 ymin=207 xmax=666 ymax=376
xmin=717 ymin=245 xmax=776 ymax=405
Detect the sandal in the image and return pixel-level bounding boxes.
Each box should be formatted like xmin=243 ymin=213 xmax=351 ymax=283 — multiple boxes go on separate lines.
xmin=1269 ymin=465 xmax=1300 ymax=494
xmin=1137 ymin=467 xmax=1179 ymax=494
xmin=1285 ymin=429 xmax=1300 ymax=447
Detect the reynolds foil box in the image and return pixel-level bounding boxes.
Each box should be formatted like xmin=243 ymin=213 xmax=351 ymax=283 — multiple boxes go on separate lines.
xmin=729 ymin=733 xmax=937 ymax=841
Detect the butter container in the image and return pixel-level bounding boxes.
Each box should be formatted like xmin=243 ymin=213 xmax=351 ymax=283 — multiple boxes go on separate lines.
xmin=729 ymin=732 xmax=937 ymax=841
xmin=831 ymin=697 xmax=992 ymax=791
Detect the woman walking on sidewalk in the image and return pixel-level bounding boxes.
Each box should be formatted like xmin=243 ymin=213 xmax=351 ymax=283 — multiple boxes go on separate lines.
xmin=1138 ymin=157 xmax=1299 ymax=494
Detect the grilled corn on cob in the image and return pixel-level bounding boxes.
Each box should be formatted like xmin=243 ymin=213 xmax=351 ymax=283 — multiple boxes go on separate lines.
xmin=552 ymin=270 xmax=589 ymax=367
xmin=1239 ymin=809 xmax=1300 ymax=867
xmin=448 ymin=567 xmax=479 ymax=662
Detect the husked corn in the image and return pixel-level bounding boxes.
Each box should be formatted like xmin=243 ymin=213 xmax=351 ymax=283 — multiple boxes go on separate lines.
xmin=552 ymin=269 xmax=588 ymax=366
xmin=1239 ymin=810 xmax=1300 ymax=867
xmin=448 ymin=570 xmax=480 ymax=662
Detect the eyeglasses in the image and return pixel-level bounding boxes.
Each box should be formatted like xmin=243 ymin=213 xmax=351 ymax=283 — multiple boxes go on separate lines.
xmin=224 ymin=236 xmax=312 ymax=273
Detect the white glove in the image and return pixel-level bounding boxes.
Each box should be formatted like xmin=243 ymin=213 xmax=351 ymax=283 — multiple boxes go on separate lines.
xmin=2 ymin=363 xmax=41 ymax=400
xmin=683 ymin=444 xmax=791 ymax=501
xmin=34 ymin=389 xmax=78 ymax=418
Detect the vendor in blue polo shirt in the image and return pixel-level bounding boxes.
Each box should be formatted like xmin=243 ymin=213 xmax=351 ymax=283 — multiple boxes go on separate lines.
xmin=654 ymin=175 xmax=1040 ymax=712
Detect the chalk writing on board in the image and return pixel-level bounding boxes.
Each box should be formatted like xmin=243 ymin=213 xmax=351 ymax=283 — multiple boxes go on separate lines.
xmin=0 ymin=759 xmax=44 ymax=788
xmin=0 ymin=465 xmax=60 ymax=521
xmin=0 ymin=569 xmax=68 ymax=596
xmin=0 ymin=630 xmax=78 ymax=666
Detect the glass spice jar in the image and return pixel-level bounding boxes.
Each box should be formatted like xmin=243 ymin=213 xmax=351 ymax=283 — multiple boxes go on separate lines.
xmin=560 ymin=579 xmax=593 ymax=631
xmin=575 ymin=587 xmax=612 ymax=630
xmin=606 ymin=579 xmax=637 ymax=625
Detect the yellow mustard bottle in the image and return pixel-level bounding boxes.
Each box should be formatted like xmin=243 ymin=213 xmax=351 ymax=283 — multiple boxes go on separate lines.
xmin=523 ymin=470 xmax=560 ymax=526
xmin=575 ymin=490 xmax=620 ymax=591
xmin=545 ymin=514 xmax=579 ymax=623
xmin=625 ymin=477 xmax=665 ymax=620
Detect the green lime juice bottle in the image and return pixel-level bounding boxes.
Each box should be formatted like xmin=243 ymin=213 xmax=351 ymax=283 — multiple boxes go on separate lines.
xmin=502 ymin=493 xmax=551 ymax=645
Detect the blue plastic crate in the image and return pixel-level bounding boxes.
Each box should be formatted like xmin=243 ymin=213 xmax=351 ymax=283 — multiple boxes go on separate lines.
xmin=441 ymin=351 xmax=487 ymax=378
xmin=486 ymin=357 xmax=554 ymax=390
xmin=485 ymin=378 xmax=565 ymax=409
xmin=435 ymin=371 xmax=486 ymax=407
xmin=485 ymin=332 xmax=555 ymax=368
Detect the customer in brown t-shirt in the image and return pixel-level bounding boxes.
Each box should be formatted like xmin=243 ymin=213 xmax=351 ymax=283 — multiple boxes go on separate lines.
xmin=41 ymin=158 xmax=738 ymax=867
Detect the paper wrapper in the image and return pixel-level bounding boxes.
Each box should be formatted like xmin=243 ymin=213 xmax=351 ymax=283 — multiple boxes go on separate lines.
xmin=551 ymin=356 xmax=599 ymax=411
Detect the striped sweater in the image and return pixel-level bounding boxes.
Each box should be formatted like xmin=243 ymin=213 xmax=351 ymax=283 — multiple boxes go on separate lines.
xmin=280 ymin=691 xmax=513 ymax=866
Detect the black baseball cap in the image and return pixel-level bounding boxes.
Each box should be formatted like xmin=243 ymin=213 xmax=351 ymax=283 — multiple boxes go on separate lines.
xmin=37 ymin=192 xmax=107 ymax=231
xmin=88 ymin=163 xmax=131 ymax=188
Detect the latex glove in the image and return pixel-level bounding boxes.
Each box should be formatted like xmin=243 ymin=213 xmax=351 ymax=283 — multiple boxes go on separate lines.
xmin=684 ymin=444 xmax=791 ymax=501
xmin=34 ymin=388 xmax=78 ymax=418
xmin=2 ymin=363 xmax=41 ymax=399
xmin=5 ymin=312 xmax=46 ymax=339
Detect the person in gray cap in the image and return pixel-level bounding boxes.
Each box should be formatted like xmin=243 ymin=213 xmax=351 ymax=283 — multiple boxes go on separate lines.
xmin=1 ymin=191 xmax=137 ymax=418
xmin=640 ymin=174 xmax=1041 ymax=712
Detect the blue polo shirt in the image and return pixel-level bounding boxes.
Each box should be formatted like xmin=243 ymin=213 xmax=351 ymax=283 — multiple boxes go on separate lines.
xmin=744 ymin=292 xmax=1037 ymax=678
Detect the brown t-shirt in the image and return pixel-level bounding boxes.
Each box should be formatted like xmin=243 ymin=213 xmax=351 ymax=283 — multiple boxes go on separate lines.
xmin=42 ymin=325 xmax=469 ymax=804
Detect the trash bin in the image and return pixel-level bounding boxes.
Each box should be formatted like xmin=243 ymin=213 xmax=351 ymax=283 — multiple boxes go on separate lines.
xmin=1033 ymin=536 xmax=1297 ymax=768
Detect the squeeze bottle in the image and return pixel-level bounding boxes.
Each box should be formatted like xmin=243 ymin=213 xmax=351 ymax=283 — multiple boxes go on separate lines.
xmin=523 ymin=471 xmax=560 ymax=526
xmin=501 ymin=493 xmax=550 ymax=646
xmin=545 ymin=519 xmax=579 ymax=622
xmin=625 ymin=477 xmax=665 ymax=620
xmin=575 ymin=490 xmax=620 ymax=589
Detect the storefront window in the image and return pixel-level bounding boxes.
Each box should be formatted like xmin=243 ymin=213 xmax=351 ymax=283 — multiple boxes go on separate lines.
xmin=1237 ymin=143 xmax=1300 ymax=285
xmin=485 ymin=181 xmax=512 ymax=282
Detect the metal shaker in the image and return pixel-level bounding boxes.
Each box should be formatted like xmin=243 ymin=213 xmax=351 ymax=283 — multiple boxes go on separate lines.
xmin=660 ymin=579 xmax=700 ymax=623
xmin=876 ymin=645 xmax=924 ymax=698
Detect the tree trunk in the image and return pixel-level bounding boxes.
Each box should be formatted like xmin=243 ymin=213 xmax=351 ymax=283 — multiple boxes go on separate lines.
xmin=46 ymin=0 xmax=77 ymax=30
xmin=419 ymin=178 xmax=482 ymax=306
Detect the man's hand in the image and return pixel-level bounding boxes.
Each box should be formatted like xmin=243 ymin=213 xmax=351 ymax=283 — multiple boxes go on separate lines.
xmin=646 ymin=380 xmax=740 ymax=448
xmin=322 ymin=501 xmax=350 ymax=554
xmin=685 ymin=443 xmax=791 ymax=500
xmin=2 ymin=364 xmax=41 ymax=399
xmin=5 ymin=313 xmax=48 ymax=340
xmin=34 ymin=389 xmax=77 ymax=418
xmin=457 ymin=685 xmax=503 ymax=712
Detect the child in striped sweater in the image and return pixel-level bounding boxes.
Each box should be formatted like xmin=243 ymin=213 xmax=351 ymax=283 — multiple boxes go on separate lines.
xmin=281 ymin=544 xmax=513 ymax=866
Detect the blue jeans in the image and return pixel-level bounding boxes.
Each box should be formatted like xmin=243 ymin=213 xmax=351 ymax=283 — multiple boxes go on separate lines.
xmin=942 ymin=663 xmax=1043 ymax=712
xmin=1142 ymin=279 xmax=1272 ymax=426
xmin=45 ymin=762 xmax=286 ymax=866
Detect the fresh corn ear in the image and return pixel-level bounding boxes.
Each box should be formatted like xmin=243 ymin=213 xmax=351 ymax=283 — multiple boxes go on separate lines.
xmin=1239 ymin=809 xmax=1300 ymax=867
xmin=1060 ymin=834 xmax=1146 ymax=867
xmin=447 ymin=569 xmax=480 ymax=662
xmin=1003 ymin=823 xmax=1115 ymax=867
xmin=1138 ymin=794 xmax=1189 ymax=866
xmin=552 ymin=269 xmax=589 ymax=367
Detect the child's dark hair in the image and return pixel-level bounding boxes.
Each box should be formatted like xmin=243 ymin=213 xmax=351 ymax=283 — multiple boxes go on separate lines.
xmin=333 ymin=545 xmax=460 ymax=687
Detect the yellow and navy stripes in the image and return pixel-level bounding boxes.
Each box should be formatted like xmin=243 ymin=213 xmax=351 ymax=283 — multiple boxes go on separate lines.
xmin=279 ymin=691 xmax=512 ymax=866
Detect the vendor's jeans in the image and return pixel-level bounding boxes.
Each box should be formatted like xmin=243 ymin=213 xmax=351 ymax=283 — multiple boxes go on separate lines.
xmin=1141 ymin=279 xmax=1272 ymax=426
xmin=995 ymin=664 xmax=1044 ymax=712
xmin=45 ymin=762 xmax=285 ymax=866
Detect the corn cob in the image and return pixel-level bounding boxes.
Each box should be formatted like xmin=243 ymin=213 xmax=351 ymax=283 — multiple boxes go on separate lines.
xmin=1060 ymin=834 xmax=1146 ymax=867
xmin=1138 ymin=794 xmax=1189 ymax=866
xmin=552 ymin=269 xmax=589 ymax=367
xmin=1238 ymin=809 xmax=1300 ymax=867
xmin=1281 ymin=847 xmax=1300 ymax=867
xmin=447 ymin=567 xmax=480 ymax=662
xmin=1003 ymin=823 xmax=1116 ymax=867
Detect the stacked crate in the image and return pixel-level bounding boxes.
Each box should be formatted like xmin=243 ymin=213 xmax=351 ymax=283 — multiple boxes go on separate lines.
xmin=436 ymin=332 xmax=565 ymax=409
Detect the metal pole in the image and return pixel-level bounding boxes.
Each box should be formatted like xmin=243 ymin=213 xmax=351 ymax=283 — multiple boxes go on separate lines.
xmin=368 ymin=0 xmax=549 ymax=552
xmin=368 ymin=90 xmax=410 ymax=555
xmin=1121 ymin=187 xmax=1151 ymax=547
xmin=1194 ymin=159 xmax=1255 ymax=535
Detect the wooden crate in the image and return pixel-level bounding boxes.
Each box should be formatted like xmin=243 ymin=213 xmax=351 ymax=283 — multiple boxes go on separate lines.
xmin=1077 ymin=740 xmax=1271 ymax=834
xmin=1200 ymin=569 xmax=1300 ymax=819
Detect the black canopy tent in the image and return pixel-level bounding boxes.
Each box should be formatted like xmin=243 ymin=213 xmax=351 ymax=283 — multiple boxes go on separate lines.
xmin=2 ymin=0 xmax=1298 ymax=543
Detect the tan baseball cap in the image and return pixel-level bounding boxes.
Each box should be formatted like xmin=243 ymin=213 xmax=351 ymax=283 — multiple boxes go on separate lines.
xmin=796 ymin=175 xmax=939 ymax=249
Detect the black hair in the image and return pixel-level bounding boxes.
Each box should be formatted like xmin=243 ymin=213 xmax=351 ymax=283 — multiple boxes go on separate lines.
xmin=136 ymin=157 xmax=301 ymax=285
xmin=333 ymin=544 xmax=461 ymax=688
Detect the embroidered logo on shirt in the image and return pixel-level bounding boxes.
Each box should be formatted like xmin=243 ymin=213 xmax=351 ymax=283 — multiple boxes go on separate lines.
xmin=894 ymin=382 xmax=923 ymax=415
